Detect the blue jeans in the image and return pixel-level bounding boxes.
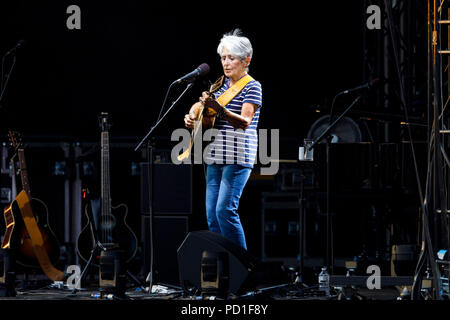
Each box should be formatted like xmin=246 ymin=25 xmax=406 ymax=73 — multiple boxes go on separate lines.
xmin=205 ymin=164 xmax=252 ymax=250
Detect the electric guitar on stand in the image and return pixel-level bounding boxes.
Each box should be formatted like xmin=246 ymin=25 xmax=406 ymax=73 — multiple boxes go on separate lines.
xmin=77 ymin=113 xmax=138 ymax=266
xmin=1 ymin=131 xmax=64 ymax=281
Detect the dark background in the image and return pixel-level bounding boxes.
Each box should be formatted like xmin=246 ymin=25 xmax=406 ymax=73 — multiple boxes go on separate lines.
xmin=0 ymin=1 xmax=426 ymax=276
xmin=0 ymin=1 xmax=365 ymax=142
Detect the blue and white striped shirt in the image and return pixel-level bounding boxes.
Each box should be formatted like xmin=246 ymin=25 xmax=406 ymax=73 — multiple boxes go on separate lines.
xmin=205 ymin=77 xmax=262 ymax=168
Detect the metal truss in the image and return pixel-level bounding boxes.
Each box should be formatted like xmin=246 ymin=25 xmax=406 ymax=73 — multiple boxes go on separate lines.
xmin=362 ymin=0 xmax=449 ymax=299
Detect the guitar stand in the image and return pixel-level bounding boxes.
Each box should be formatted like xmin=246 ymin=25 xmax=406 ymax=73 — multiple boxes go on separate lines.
xmin=126 ymin=270 xmax=145 ymax=290
xmin=73 ymin=228 xmax=144 ymax=298
xmin=97 ymin=248 xmax=145 ymax=300
xmin=73 ymin=188 xmax=144 ymax=297
xmin=72 ymin=241 xmax=127 ymax=299
xmin=0 ymin=249 xmax=16 ymax=297
xmin=72 ymin=239 xmax=105 ymax=293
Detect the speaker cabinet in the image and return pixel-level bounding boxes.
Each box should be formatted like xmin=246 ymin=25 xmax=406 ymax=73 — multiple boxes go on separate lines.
xmin=177 ymin=230 xmax=260 ymax=294
xmin=140 ymin=215 xmax=189 ymax=286
xmin=140 ymin=162 xmax=192 ymax=215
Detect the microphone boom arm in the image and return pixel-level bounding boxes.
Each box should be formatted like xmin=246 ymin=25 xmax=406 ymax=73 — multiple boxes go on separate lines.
xmin=134 ymin=82 xmax=194 ymax=152
xmin=0 ymin=54 xmax=17 ymax=110
xmin=308 ymin=95 xmax=361 ymax=151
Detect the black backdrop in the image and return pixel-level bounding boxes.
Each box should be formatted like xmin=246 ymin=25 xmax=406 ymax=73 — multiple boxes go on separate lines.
xmin=0 ymin=1 xmax=365 ymax=144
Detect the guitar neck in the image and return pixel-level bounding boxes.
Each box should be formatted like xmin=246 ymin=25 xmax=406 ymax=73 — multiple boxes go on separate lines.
xmin=17 ymin=149 xmax=31 ymax=198
xmin=1 ymin=143 xmax=8 ymax=174
xmin=101 ymin=131 xmax=111 ymax=216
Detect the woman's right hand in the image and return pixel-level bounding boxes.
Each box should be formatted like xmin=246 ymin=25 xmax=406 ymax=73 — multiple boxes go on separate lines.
xmin=184 ymin=113 xmax=196 ymax=129
xmin=184 ymin=101 xmax=203 ymax=129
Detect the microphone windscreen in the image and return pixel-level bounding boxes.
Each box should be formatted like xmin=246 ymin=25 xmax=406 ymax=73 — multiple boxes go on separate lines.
xmin=197 ymin=63 xmax=210 ymax=76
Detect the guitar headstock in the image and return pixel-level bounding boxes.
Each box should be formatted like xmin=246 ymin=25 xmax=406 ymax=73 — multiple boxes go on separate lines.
xmin=209 ymin=75 xmax=224 ymax=94
xmin=8 ymin=130 xmax=21 ymax=151
xmin=99 ymin=112 xmax=111 ymax=132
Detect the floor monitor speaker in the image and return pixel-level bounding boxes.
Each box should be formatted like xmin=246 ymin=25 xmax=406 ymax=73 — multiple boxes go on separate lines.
xmin=177 ymin=230 xmax=260 ymax=295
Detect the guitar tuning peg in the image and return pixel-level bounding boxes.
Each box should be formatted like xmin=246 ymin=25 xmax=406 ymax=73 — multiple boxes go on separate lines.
xmin=98 ymin=112 xmax=113 ymax=132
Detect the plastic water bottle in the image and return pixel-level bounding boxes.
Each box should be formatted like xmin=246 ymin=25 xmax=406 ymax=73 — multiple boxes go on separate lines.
xmin=318 ymin=267 xmax=330 ymax=296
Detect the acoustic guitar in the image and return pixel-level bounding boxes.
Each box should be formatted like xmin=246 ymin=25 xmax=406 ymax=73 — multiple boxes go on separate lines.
xmin=177 ymin=76 xmax=225 ymax=162
xmin=77 ymin=113 xmax=138 ymax=265
xmin=1 ymin=131 xmax=64 ymax=281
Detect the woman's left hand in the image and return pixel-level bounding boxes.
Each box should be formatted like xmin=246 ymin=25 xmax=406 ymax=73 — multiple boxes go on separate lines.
xmin=200 ymin=91 xmax=223 ymax=114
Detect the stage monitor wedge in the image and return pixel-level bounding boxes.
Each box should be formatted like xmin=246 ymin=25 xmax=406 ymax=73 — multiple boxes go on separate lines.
xmin=177 ymin=230 xmax=260 ymax=295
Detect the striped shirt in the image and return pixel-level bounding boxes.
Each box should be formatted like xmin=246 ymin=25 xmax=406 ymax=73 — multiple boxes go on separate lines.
xmin=204 ymin=77 xmax=262 ymax=168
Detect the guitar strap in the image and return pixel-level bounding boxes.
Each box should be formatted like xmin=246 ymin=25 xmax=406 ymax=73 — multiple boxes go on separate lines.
xmin=16 ymin=190 xmax=65 ymax=281
xmin=177 ymin=74 xmax=254 ymax=161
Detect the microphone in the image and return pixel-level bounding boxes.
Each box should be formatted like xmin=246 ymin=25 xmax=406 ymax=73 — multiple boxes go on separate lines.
xmin=341 ymin=78 xmax=379 ymax=94
xmin=5 ymin=40 xmax=26 ymax=56
xmin=174 ymin=63 xmax=210 ymax=84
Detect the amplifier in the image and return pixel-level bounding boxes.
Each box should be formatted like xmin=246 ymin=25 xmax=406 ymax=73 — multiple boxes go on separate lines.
xmin=140 ymin=162 xmax=192 ymax=215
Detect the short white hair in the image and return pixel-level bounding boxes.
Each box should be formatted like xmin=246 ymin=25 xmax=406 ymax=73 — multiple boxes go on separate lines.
xmin=217 ymin=29 xmax=253 ymax=62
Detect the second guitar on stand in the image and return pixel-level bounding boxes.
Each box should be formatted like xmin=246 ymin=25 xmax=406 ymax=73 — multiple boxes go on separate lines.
xmin=76 ymin=113 xmax=138 ymax=269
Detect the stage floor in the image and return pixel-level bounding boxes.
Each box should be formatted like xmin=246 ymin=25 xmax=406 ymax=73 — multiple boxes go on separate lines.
xmin=0 ymin=283 xmax=402 ymax=301
xmin=0 ymin=281 xmax=438 ymax=320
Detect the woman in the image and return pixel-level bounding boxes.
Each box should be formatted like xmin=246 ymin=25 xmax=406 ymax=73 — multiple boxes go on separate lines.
xmin=184 ymin=29 xmax=262 ymax=250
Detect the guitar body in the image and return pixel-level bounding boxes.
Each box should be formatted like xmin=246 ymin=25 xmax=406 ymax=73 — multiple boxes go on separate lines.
xmin=2 ymin=197 xmax=60 ymax=268
xmin=77 ymin=201 xmax=138 ymax=266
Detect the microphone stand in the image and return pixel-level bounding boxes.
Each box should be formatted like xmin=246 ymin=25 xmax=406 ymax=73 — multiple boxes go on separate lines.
xmin=134 ymin=81 xmax=194 ymax=293
xmin=0 ymin=53 xmax=17 ymax=110
xmin=308 ymin=94 xmax=362 ymax=276
xmin=135 ymin=81 xmax=194 ymax=152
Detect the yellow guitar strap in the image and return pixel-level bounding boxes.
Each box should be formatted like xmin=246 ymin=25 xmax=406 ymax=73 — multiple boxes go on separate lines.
xmin=216 ymin=74 xmax=254 ymax=109
xmin=177 ymin=75 xmax=254 ymax=162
